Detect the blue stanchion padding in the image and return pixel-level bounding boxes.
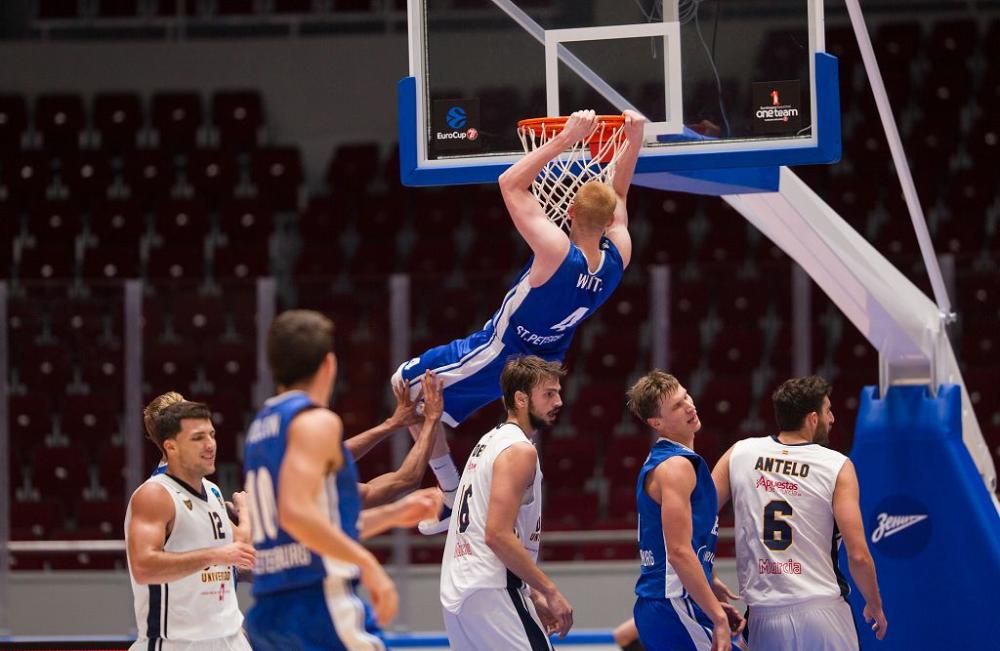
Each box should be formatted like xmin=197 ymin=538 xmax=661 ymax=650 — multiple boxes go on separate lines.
xmin=841 ymin=385 xmax=1000 ymax=649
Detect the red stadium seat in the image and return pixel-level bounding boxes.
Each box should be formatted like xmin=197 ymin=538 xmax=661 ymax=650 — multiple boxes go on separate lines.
xmin=11 ymin=500 xmax=66 ymax=540
xmin=186 ymin=148 xmax=239 ymax=206
xmin=31 ymin=446 xmax=90 ymax=504
xmin=60 ymin=394 xmax=120 ymax=447
xmin=541 ymin=436 xmax=598 ymax=487
xmin=249 ymin=147 xmax=303 ymax=211
xmin=155 ymin=0 xmax=197 ymax=16
xmin=2 ymin=151 xmax=51 ymax=209
xmin=16 ymin=241 xmax=78 ymax=280
xmin=145 ymin=341 xmax=200 ymax=394
xmin=326 ymin=142 xmax=380 ymax=193
xmin=27 ymin=199 xmax=83 ymax=241
xmin=146 ymin=242 xmax=206 ymax=281
xmin=122 ymin=148 xmax=175 ymax=204
xmin=88 ymin=199 xmax=146 ymax=246
xmin=546 ymin=490 xmax=598 ymax=530
xmin=218 ymin=197 xmax=274 ymax=242
xmin=76 ymin=499 xmax=127 ymax=538
xmin=38 ymin=0 xmax=80 ymax=18
xmin=170 ymin=293 xmax=228 ymax=341
xmin=151 ymin=91 xmax=202 ymax=153
xmin=273 ymin=0 xmax=313 ymax=13
xmin=94 ymin=93 xmax=143 ymax=152
xmin=78 ymin=347 xmax=124 ymax=394
xmin=216 ymin=0 xmax=255 ymax=15
xmin=707 ymin=327 xmax=764 ymax=375
xmin=153 ymin=198 xmax=211 ymax=243
xmin=212 ymin=240 xmax=270 ymax=279
xmin=211 ymin=90 xmax=262 ymax=151
xmin=202 ymin=343 xmax=255 ymax=387
xmin=35 ymin=94 xmax=85 ymax=152
xmin=9 ymin=394 xmax=54 ymax=455
xmin=602 ymin=435 xmax=653 ymax=484
xmin=81 ymin=242 xmax=142 ymax=279
xmin=63 ymin=151 xmax=114 ymax=205
xmin=0 ymin=94 xmax=28 ymax=154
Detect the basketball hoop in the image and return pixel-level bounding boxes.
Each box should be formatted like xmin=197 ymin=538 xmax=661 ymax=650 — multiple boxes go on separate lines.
xmin=517 ymin=115 xmax=628 ymax=231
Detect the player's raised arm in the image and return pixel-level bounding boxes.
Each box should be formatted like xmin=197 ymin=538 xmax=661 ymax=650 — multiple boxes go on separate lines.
xmin=605 ymin=110 xmax=646 ymax=268
xmin=498 ymin=110 xmax=597 ymax=277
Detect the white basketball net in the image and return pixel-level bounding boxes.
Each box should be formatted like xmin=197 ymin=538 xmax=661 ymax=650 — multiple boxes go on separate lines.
xmin=517 ymin=118 xmax=628 ymax=231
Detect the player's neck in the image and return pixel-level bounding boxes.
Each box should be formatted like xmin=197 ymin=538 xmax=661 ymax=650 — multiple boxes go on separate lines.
xmin=505 ymin=413 xmax=536 ymax=438
xmin=657 ymin=430 xmax=695 ymax=449
xmin=776 ymin=430 xmax=813 ymax=445
xmin=166 ymin=463 xmax=206 ymax=491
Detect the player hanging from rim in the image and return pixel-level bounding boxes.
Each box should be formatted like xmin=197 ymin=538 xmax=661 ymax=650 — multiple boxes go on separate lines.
xmin=393 ymin=108 xmax=646 ymax=533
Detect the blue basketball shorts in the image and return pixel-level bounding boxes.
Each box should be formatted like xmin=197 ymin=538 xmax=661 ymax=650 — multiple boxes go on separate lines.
xmin=634 ymin=596 xmax=718 ymax=651
xmin=245 ymin=579 xmax=385 ymax=651
xmin=392 ymin=329 xmax=518 ymax=427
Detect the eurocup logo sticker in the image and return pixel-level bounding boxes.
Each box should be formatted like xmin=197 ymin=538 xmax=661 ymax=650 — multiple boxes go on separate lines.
xmin=432 ymin=98 xmax=482 ymax=153
xmin=868 ymin=495 xmax=932 ymax=559
xmin=446 ymin=106 xmax=467 ymax=129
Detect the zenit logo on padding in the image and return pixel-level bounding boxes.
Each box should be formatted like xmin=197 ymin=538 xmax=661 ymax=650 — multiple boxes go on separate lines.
xmin=431 ymin=98 xmax=482 ymax=155
xmin=867 ymin=495 xmax=932 ymax=559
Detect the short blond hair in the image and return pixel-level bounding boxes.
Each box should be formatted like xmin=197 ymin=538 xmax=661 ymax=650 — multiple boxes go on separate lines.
xmin=626 ymin=371 xmax=680 ymax=422
xmin=571 ymin=180 xmax=617 ymax=232
xmin=144 ymin=391 xmax=185 ymax=447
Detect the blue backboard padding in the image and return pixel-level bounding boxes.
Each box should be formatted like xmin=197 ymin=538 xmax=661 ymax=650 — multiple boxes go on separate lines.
xmin=841 ymin=385 xmax=1000 ymax=648
xmin=632 ymin=166 xmax=780 ymax=195
xmin=399 ymin=53 xmax=841 ymax=188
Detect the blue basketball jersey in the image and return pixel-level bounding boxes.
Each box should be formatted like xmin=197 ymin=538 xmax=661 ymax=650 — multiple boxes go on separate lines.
xmin=243 ymin=391 xmax=363 ymax=597
xmin=636 ymin=438 xmax=719 ymax=600
xmin=494 ymin=236 xmax=624 ymax=358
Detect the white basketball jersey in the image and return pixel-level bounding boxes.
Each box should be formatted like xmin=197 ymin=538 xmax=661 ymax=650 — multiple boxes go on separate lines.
xmin=729 ymin=436 xmax=849 ymax=608
xmin=125 ymin=474 xmax=244 ymax=642
xmin=441 ymin=423 xmax=543 ymax=613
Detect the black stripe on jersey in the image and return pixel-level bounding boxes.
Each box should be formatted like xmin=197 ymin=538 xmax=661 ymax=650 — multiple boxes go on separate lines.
xmin=163 ymin=583 xmax=169 ymax=639
xmin=506 ymin=587 xmax=552 ymax=651
xmin=146 ymin=584 xmax=162 ymax=651
xmin=830 ymin=524 xmax=850 ymax=598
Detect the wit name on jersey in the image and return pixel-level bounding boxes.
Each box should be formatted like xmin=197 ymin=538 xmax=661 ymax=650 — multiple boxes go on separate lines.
xmin=441 ymin=423 xmax=543 ymax=612
xmin=491 ymin=237 xmax=623 ymax=357
xmin=243 ymin=391 xmax=363 ymax=597
xmin=635 ymin=438 xmax=719 ymax=600
xmin=125 ymin=474 xmax=243 ymax=643
xmin=729 ymin=435 xmax=849 ymax=607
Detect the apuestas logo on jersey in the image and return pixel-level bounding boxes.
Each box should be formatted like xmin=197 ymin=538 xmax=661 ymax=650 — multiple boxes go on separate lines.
xmin=867 ymin=495 xmax=932 ymax=559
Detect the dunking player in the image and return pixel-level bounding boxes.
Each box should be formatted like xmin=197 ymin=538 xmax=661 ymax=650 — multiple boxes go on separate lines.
xmin=243 ymin=310 xmax=441 ymax=650
xmin=712 ymin=376 xmax=887 ymax=651
xmin=626 ymin=371 xmax=744 ymax=651
xmin=125 ymin=400 xmax=255 ymax=651
xmin=393 ymin=109 xmax=646 ymax=532
xmin=440 ymin=356 xmax=573 ymax=650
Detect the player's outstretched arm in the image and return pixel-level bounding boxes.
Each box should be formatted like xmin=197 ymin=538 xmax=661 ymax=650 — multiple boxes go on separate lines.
xmin=359 ymin=372 xmax=444 ymax=507
xmin=604 ymin=110 xmax=646 ymax=269
xmin=358 ymin=487 xmax=443 ymax=540
xmin=279 ymin=408 xmax=399 ymax=625
xmin=655 ymin=458 xmax=731 ymax=651
xmin=498 ymin=110 xmax=598 ymax=279
xmin=711 ymin=445 xmax=735 ymax=510
xmin=833 ymin=459 xmax=887 ymax=640
xmin=127 ymin=483 xmax=255 ymax=585
xmin=485 ymin=443 xmax=574 ymax=638
xmin=346 ymin=378 xmax=423 ymax=461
